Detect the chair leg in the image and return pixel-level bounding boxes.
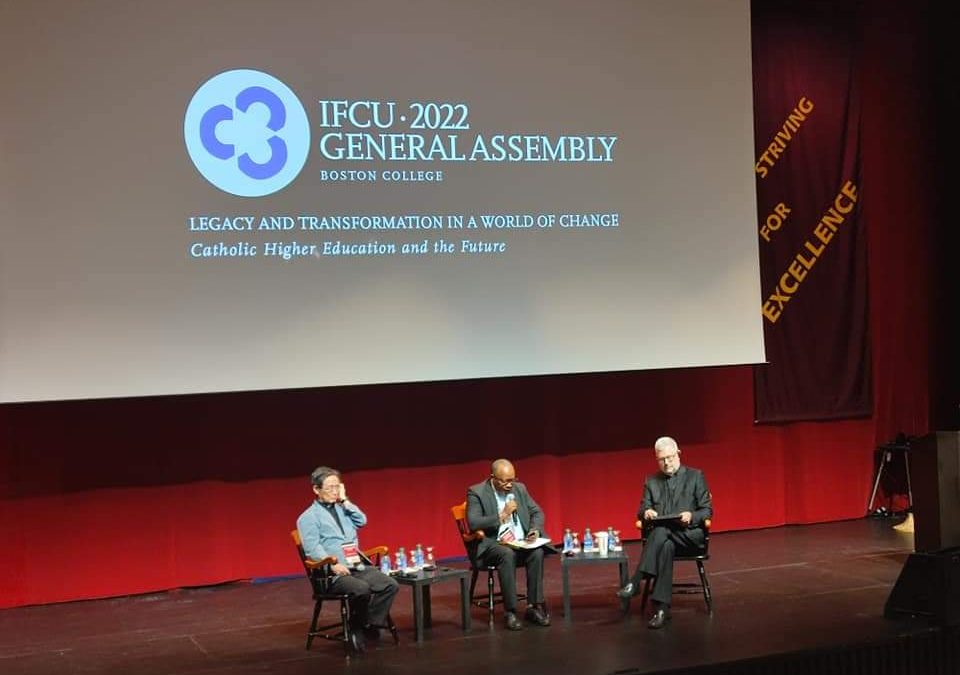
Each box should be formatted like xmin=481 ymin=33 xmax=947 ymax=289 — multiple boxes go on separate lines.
xmin=696 ymin=561 xmax=713 ymax=614
xmin=306 ymin=599 xmax=323 ymax=650
xmin=386 ymin=612 xmax=400 ymax=644
xmin=487 ymin=569 xmax=496 ymax=626
xmin=341 ymin=598 xmax=356 ymax=656
xmin=469 ymin=568 xmax=479 ymax=604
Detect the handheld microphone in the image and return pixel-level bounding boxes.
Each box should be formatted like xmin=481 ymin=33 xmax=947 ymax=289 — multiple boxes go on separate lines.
xmin=507 ymin=493 xmax=519 ymax=524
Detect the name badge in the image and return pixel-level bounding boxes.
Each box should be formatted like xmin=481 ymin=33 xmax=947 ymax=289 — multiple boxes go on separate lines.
xmin=497 ymin=524 xmax=516 ymax=543
xmin=341 ymin=541 xmax=362 ymax=565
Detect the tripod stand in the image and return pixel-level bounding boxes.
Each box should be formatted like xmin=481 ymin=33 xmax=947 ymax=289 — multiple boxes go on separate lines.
xmin=866 ymin=441 xmax=913 ymax=515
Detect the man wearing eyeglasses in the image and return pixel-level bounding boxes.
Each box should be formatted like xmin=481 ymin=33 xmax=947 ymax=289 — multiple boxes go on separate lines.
xmin=617 ymin=437 xmax=713 ymax=629
xmin=466 ymin=458 xmax=553 ymax=631
xmin=297 ymin=466 xmax=398 ymax=649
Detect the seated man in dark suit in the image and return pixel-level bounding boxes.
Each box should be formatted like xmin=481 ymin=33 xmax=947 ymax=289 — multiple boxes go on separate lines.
xmin=466 ymin=458 xmax=552 ymax=631
xmin=617 ymin=437 xmax=713 ymax=629
xmin=296 ymin=466 xmax=399 ymax=650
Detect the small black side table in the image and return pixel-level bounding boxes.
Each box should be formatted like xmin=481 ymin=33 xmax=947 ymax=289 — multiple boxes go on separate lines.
xmin=394 ymin=566 xmax=471 ymax=643
xmin=560 ymin=550 xmax=630 ymax=620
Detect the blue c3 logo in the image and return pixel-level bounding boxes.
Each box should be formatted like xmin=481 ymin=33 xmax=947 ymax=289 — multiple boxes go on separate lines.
xmin=184 ymin=70 xmax=310 ymax=197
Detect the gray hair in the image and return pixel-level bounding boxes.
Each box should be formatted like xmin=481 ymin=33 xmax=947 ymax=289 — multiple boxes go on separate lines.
xmin=654 ymin=437 xmax=679 ymax=454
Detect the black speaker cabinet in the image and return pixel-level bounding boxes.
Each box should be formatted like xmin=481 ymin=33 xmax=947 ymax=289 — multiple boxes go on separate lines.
xmin=908 ymin=431 xmax=960 ymax=552
xmin=884 ymin=548 xmax=960 ymax=625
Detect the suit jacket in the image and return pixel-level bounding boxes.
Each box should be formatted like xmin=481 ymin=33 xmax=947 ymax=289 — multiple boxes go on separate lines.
xmin=639 ymin=465 xmax=712 ymax=530
xmin=465 ymin=479 xmax=546 ymax=562
xmin=296 ymin=499 xmax=367 ymax=565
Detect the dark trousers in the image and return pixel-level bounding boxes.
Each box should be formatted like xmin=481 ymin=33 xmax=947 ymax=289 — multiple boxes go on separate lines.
xmin=630 ymin=525 xmax=705 ymax=606
xmin=329 ymin=567 xmax=399 ymax=627
xmin=479 ymin=543 xmax=545 ymax=613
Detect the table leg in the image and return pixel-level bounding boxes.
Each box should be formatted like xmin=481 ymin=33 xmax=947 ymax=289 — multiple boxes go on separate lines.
xmin=412 ymin=584 xmax=424 ymax=644
xmin=459 ymin=576 xmax=471 ymax=632
xmin=423 ymin=585 xmax=432 ymax=628
xmin=618 ymin=560 xmax=630 ymax=613
xmin=562 ymin=562 xmax=571 ymax=620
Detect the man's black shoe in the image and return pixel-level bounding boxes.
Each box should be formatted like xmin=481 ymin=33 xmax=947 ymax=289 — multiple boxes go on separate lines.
xmin=504 ymin=611 xmax=523 ymax=631
xmin=348 ymin=630 xmax=366 ymax=653
xmin=525 ymin=605 xmax=551 ymax=627
xmin=616 ymin=582 xmax=636 ymax=599
xmin=647 ymin=607 xmax=671 ymax=629
xmin=362 ymin=625 xmax=381 ymax=641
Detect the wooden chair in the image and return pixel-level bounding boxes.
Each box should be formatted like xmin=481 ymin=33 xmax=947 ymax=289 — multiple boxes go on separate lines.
xmin=634 ymin=518 xmax=713 ymax=614
xmin=450 ymin=502 xmax=526 ymax=625
xmin=290 ymin=530 xmax=399 ymax=654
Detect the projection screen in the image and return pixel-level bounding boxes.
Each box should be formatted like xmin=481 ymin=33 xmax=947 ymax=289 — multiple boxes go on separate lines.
xmin=0 ymin=0 xmax=763 ymax=402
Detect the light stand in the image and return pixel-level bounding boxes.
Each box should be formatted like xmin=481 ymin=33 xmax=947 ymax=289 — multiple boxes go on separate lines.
xmin=866 ymin=438 xmax=913 ymax=517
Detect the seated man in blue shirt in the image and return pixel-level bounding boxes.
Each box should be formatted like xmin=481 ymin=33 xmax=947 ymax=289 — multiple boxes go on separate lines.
xmin=296 ymin=466 xmax=399 ymax=648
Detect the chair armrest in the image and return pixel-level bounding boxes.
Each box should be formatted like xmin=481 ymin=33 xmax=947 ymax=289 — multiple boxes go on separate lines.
xmin=363 ymin=545 xmax=388 ymax=558
xmin=304 ymin=555 xmax=338 ymax=571
xmin=461 ymin=530 xmax=485 ymax=543
xmin=636 ymin=517 xmax=712 ymax=533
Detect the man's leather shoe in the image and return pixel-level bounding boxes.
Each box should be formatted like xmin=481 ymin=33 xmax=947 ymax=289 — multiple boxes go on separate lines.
xmin=504 ymin=611 xmax=523 ymax=631
xmin=647 ymin=607 xmax=671 ymax=629
xmin=524 ymin=605 xmax=551 ymax=627
xmin=362 ymin=625 xmax=381 ymax=641
xmin=348 ymin=630 xmax=366 ymax=653
xmin=616 ymin=582 xmax=636 ymax=599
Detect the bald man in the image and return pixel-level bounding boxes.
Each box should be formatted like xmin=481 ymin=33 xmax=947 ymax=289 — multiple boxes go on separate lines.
xmin=466 ymin=459 xmax=552 ymax=630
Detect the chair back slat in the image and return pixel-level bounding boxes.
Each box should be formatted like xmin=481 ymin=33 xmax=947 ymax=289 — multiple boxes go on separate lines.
xmin=451 ymin=501 xmax=485 ymax=543
xmin=290 ymin=529 xmax=311 ymax=572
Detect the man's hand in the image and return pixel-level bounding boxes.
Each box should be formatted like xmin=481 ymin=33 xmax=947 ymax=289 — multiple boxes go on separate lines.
xmin=338 ymin=484 xmax=348 ymax=503
xmin=331 ymin=563 xmax=351 ymax=576
xmin=643 ymin=509 xmax=658 ymax=520
xmin=679 ymin=511 xmax=693 ymax=526
xmin=500 ymin=499 xmax=518 ymax=523
xmin=525 ymin=529 xmax=540 ymax=542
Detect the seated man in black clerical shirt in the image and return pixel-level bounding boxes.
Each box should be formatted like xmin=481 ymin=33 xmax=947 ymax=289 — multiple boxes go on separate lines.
xmin=617 ymin=437 xmax=712 ymax=629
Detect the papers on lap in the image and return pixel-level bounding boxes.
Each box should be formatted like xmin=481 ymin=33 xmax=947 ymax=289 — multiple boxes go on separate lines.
xmin=503 ymin=537 xmax=552 ymax=549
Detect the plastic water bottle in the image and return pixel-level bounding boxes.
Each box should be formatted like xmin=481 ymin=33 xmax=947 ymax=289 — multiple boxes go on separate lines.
xmin=583 ymin=528 xmax=594 ymax=553
xmin=613 ymin=529 xmax=622 ymax=552
xmin=413 ymin=544 xmax=425 ymax=568
xmin=380 ymin=552 xmax=392 ymax=574
xmin=607 ymin=526 xmax=616 ymax=551
xmin=425 ymin=546 xmax=436 ymax=569
xmin=563 ymin=528 xmax=574 ymax=553
xmin=571 ymin=531 xmax=580 ymax=554
xmin=396 ymin=547 xmax=408 ymax=570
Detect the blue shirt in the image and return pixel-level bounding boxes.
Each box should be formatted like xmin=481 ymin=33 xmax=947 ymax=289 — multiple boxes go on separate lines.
xmin=494 ymin=488 xmax=526 ymax=541
xmin=296 ymin=499 xmax=367 ymax=565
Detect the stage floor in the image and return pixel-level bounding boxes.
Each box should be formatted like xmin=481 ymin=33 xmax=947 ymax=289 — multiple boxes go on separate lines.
xmin=0 ymin=518 xmax=930 ymax=675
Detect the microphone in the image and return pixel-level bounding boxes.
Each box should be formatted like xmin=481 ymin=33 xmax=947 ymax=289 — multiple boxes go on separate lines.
xmin=506 ymin=493 xmax=519 ymax=524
